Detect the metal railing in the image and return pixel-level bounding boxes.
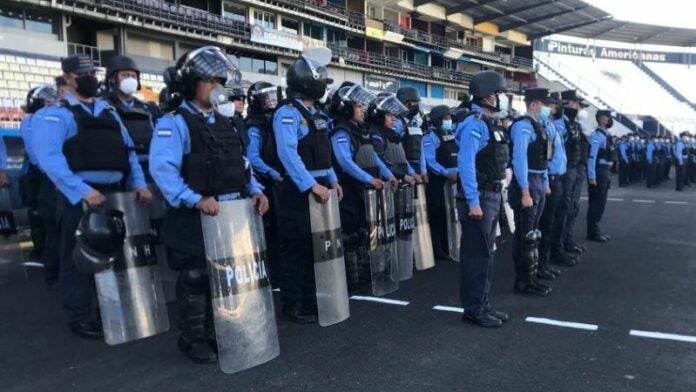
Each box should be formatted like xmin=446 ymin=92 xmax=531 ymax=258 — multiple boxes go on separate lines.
xmin=68 ymin=42 xmax=101 ymax=65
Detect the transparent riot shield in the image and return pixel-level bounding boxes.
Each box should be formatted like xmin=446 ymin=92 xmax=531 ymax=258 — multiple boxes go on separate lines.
xmin=364 ymin=188 xmax=398 ymax=296
xmin=394 ymin=184 xmax=414 ymax=281
xmin=201 ymin=199 xmax=279 ymax=374
xmin=443 ymin=182 xmax=462 ymax=262
xmin=412 ymin=183 xmax=435 ymax=270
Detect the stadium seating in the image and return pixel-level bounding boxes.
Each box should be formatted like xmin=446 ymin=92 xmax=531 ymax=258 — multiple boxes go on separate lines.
xmin=645 ymin=62 xmax=696 ymax=103
xmin=0 ymin=52 xmax=166 ymax=129
xmin=536 ymin=52 xmax=696 ymax=132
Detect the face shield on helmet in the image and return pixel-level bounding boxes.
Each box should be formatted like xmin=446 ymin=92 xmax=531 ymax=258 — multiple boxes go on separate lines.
xmin=337 ymin=84 xmax=377 ymax=108
xmin=178 ymin=46 xmax=241 ymax=86
xmin=252 ymin=86 xmax=279 ymax=111
xmin=375 ymin=94 xmax=408 ymax=117
xmin=25 ymin=85 xmax=58 ymax=113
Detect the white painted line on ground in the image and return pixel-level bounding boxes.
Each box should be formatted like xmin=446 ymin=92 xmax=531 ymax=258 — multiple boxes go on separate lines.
xmin=629 ymin=330 xmax=696 ymax=343
xmin=632 ymin=199 xmax=656 ymax=203
xmin=525 ymin=317 xmax=598 ymax=331
xmin=607 ymin=197 xmax=624 ymax=202
xmin=433 ymin=305 xmax=464 ymax=313
xmin=350 ymin=296 xmax=410 ymax=306
xmin=665 ymin=200 xmax=688 ymax=205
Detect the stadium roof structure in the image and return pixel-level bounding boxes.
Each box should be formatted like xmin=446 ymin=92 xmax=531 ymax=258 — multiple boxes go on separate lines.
xmin=415 ymin=0 xmax=696 ymax=47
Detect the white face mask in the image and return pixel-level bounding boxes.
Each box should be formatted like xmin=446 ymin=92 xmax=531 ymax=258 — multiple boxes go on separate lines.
xmin=577 ymin=109 xmax=589 ymax=120
xmin=119 ymin=77 xmax=139 ymax=96
xmin=216 ymin=102 xmax=236 ymax=118
xmin=319 ymin=88 xmax=331 ymax=104
xmin=497 ymin=93 xmax=509 ymax=112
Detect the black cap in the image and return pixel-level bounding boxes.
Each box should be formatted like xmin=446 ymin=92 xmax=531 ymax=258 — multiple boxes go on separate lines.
xmin=55 ymin=76 xmax=67 ymax=87
xmin=561 ymin=89 xmax=590 ymax=107
xmin=61 ymin=54 xmax=97 ymax=74
xmin=596 ymin=110 xmax=612 ymax=118
xmin=524 ymin=88 xmax=559 ymax=105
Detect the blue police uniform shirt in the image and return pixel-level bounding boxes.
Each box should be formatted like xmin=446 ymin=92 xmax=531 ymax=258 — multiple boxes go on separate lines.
xmin=331 ymin=129 xmax=393 ymax=185
xmin=32 ymin=93 xmax=146 ymax=205
xmin=392 ymin=117 xmax=423 ymax=175
xmin=454 ymin=103 xmax=491 ymax=209
xmin=674 ymin=140 xmax=686 ymax=165
xmin=423 ymin=128 xmax=458 ymax=177
xmin=20 ymin=115 xmax=38 ymax=167
xmin=149 ymin=100 xmax=262 ymax=209
xmin=0 ymin=133 xmax=7 ymax=170
xmin=553 ymin=117 xmax=567 ymax=139
xmin=510 ymin=115 xmax=549 ymax=190
xmin=247 ymin=125 xmax=281 ymax=181
xmin=272 ymin=99 xmax=337 ymax=192
xmin=619 ymin=142 xmax=629 ymax=163
xmin=646 ymin=142 xmax=656 ymax=163
xmin=545 ymin=120 xmax=566 ymax=176
xmin=587 ymin=128 xmax=613 ymax=181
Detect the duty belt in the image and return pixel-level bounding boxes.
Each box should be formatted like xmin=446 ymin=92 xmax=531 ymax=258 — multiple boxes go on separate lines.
xmin=478 ymin=182 xmax=503 ymax=192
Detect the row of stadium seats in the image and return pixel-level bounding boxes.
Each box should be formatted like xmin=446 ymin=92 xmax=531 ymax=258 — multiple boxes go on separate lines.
xmin=645 ymin=62 xmax=696 ymax=103
xmin=0 ymin=51 xmax=167 ymax=128
xmin=537 ymin=52 xmax=696 ymax=120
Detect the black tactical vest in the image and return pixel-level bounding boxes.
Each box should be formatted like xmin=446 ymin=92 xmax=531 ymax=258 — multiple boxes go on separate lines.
xmin=333 ymin=120 xmax=379 ymax=179
xmin=512 ymin=116 xmax=550 ymax=171
xmin=564 ymin=120 xmax=583 ymax=167
xmin=596 ymin=129 xmax=618 ymax=163
xmin=63 ymin=103 xmax=130 ymax=174
xmin=106 ymin=94 xmax=154 ymax=155
xmin=246 ymin=113 xmax=282 ymax=173
xmin=178 ymin=109 xmax=247 ymax=196
xmin=473 ymin=114 xmax=509 ymax=183
xmin=433 ymin=129 xmax=459 ymax=169
xmin=400 ymin=115 xmax=423 ymax=163
xmin=369 ymin=124 xmax=409 ymax=179
xmin=288 ymin=101 xmax=333 ymax=171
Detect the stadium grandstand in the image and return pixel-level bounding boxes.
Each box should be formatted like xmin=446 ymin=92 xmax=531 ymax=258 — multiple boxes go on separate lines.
xmin=1 ymin=0 xmax=696 ymax=137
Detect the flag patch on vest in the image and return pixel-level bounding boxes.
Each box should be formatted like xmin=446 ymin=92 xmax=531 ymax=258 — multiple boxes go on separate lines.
xmin=157 ymin=129 xmax=172 ymax=137
xmin=282 ymin=117 xmax=294 ymax=124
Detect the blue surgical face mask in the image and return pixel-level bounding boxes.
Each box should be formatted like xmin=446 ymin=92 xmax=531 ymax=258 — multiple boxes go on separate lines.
xmin=441 ymin=119 xmax=453 ymax=132
xmin=538 ymin=106 xmax=551 ymax=122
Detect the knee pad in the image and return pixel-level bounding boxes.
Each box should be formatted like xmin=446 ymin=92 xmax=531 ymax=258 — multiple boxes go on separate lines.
xmin=180 ymin=268 xmax=209 ymax=294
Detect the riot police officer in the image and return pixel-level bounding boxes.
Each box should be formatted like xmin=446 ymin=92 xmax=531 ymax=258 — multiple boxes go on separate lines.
xmin=20 ymin=85 xmax=59 ymax=287
xmin=273 ymin=52 xmax=343 ymax=324
xmin=32 ymin=54 xmax=152 ymax=339
xmin=225 ymin=82 xmax=248 ymax=142
xmin=244 ymin=81 xmax=282 ymax=283
xmin=150 ymin=46 xmax=268 ymax=363
xmin=423 ymin=105 xmax=458 ymax=262
xmin=456 ymin=70 xmax=510 ymax=327
xmin=103 ymin=55 xmax=161 ymax=181
xmin=395 ymin=87 xmax=426 ymax=182
xmin=509 ymin=88 xmax=557 ymax=297
xmin=674 ymin=132 xmax=688 ymax=191
xmin=618 ymin=136 xmax=631 ymax=187
xmin=587 ymin=110 xmax=616 ymax=242
xmin=646 ymin=136 xmax=658 ymax=188
xmin=330 ymin=83 xmax=395 ymax=293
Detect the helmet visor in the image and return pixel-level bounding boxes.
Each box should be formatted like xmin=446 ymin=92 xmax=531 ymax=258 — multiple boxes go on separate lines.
xmin=181 ymin=46 xmax=241 ymax=85
xmin=255 ymin=86 xmax=279 ymax=110
xmin=376 ymin=94 xmax=408 ymax=116
xmin=338 ymin=84 xmax=377 ymax=108
xmin=33 ymin=85 xmax=58 ymax=104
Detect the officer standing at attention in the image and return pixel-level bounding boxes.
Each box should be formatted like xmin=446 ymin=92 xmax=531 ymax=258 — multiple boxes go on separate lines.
xmin=103 ymin=55 xmax=161 ymax=180
xmin=273 ymin=52 xmax=343 ymax=324
xmin=32 ymin=54 xmax=152 ymax=339
xmin=537 ymin=95 xmax=573 ymax=281
xmin=646 ymin=136 xmax=658 ymax=188
xmin=618 ymin=136 xmax=631 ymax=187
xmin=20 ymin=85 xmax=59 ymax=288
xmin=226 ymin=82 xmax=249 ymax=143
xmin=394 ymin=87 xmax=426 ymax=182
xmin=150 ymin=46 xmax=268 ymax=364
xmin=586 ymin=110 xmax=616 ymax=242
xmin=552 ymin=90 xmax=588 ymax=256
xmin=456 ymin=70 xmax=510 ymax=328
xmin=244 ymin=81 xmax=282 ymax=282
xmin=674 ymin=132 xmax=688 ymax=191
xmin=508 ymin=88 xmax=555 ymax=297
xmin=422 ymin=105 xmax=458 ymax=262
xmin=330 ymin=83 xmax=395 ymax=293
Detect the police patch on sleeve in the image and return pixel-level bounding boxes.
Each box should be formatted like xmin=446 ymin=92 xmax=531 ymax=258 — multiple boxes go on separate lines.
xmin=337 ymin=137 xmax=348 ymax=143
xmin=157 ymin=129 xmax=172 ymax=137
xmin=471 ymin=130 xmax=482 ymax=138
xmin=281 ymin=117 xmax=294 ymax=124
xmin=41 ymin=115 xmax=60 ymax=122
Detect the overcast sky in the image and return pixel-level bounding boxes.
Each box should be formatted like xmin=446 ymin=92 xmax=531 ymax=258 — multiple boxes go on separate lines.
xmin=584 ymin=0 xmax=692 ymax=29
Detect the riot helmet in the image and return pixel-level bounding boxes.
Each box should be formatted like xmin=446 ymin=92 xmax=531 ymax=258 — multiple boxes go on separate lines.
xmin=24 ymin=85 xmax=57 ymax=114
xmin=73 ymin=207 xmax=127 ymax=274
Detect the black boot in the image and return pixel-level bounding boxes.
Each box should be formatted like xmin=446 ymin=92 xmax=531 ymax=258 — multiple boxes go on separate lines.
xmin=177 ymin=269 xmax=217 ymax=364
